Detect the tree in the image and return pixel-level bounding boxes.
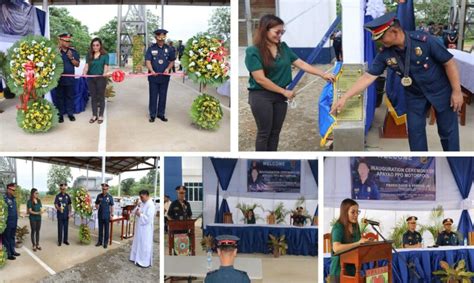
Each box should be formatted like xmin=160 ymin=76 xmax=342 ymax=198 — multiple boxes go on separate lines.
xmin=120 ymin=178 xmax=135 ymax=196
xmin=414 ymin=0 xmax=451 ymax=27
xmin=92 ymin=10 xmax=160 ymax=53
xmin=208 ymin=7 xmax=230 ymax=42
xmin=46 ymin=165 xmax=72 ymax=195
xmin=48 ymin=7 xmax=92 ymax=56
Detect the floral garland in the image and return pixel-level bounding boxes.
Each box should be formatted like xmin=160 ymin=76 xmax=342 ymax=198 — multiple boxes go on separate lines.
xmin=190 ymin=93 xmax=223 ymax=130
xmin=181 ymin=34 xmax=230 ymax=87
xmin=4 ymin=35 xmax=63 ymax=97
xmin=16 ymin=98 xmax=58 ymax=133
xmin=0 ymin=196 xmax=7 ymax=234
xmin=72 ymin=188 xmax=93 ymax=218
xmin=78 ymin=224 xmax=91 ymax=245
xmin=0 ymin=247 xmax=6 ymax=268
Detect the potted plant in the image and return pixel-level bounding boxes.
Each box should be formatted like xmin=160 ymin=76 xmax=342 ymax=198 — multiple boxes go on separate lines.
xmin=200 ymin=235 xmax=215 ymax=252
xmin=423 ymin=205 xmax=445 ymax=244
xmin=432 ymin=260 xmax=474 ymax=283
xmin=15 ymin=225 xmax=29 ymax=248
xmin=268 ymin=234 xmax=288 ymax=258
xmin=266 ymin=202 xmax=290 ymax=225
xmin=236 ymin=202 xmax=263 ymax=224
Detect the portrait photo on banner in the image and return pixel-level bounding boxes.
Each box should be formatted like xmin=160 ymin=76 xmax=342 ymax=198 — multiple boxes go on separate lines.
xmin=247 ymin=159 xmax=301 ymax=193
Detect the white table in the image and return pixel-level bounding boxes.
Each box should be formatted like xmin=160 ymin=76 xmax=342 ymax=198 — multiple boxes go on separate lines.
xmin=165 ymin=255 xmax=263 ymax=280
xmin=449 ymin=49 xmax=474 ymax=93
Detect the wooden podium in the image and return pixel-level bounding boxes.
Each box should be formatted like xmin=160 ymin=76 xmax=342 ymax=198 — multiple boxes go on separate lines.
xmin=168 ymin=219 xmax=196 ymax=256
xmin=334 ymin=241 xmax=393 ymax=283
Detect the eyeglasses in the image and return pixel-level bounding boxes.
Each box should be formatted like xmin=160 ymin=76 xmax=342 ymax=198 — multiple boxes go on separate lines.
xmin=270 ymin=29 xmax=286 ymax=36
xmin=178 ymin=192 xmax=185 ymax=195
xmin=408 ymin=222 xmax=417 ymax=225
xmin=445 ymin=223 xmax=452 ymax=226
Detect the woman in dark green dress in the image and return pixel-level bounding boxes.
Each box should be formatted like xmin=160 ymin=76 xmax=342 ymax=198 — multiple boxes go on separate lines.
xmin=27 ymin=188 xmax=43 ymax=252
xmin=329 ymin=198 xmax=369 ymax=282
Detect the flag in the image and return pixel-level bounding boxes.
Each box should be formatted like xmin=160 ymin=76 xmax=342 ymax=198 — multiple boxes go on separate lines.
xmin=319 ymin=61 xmax=343 ymax=147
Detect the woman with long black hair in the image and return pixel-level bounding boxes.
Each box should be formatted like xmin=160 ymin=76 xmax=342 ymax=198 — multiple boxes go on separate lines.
xmin=329 ymin=198 xmax=370 ymax=282
xmin=26 ymin=188 xmax=43 ymax=252
xmin=83 ymin=37 xmax=109 ymax=124
xmin=245 ymin=14 xmax=335 ymax=151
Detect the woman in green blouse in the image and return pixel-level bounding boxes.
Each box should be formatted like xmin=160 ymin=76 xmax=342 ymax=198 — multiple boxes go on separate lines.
xmin=27 ymin=188 xmax=43 ymax=251
xmin=83 ymin=37 xmax=110 ymax=124
xmin=245 ymin=14 xmax=335 ymax=151
xmin=330 ymin=198 xmax=369 ymax=282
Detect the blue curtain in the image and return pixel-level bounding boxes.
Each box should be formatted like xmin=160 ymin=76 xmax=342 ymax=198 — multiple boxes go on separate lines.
xmin=447 ymin=157 xmax=474 ymax=241
xmin=210 ymin=158 xmax=238 ymax=223
xmin=35 ymin=8 xmax=46 ymax=36
xmin=308 ymin=160 xmax=318 ymax=186
xmin=364 ymin=12 xmax=376 ymax=135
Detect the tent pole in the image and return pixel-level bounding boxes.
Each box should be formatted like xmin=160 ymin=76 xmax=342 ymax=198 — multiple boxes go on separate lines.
xmin=153 ymin=157 xmax=158 ymax=198
xmin=31 ymin=157 xmax=34 ymax=188
xmin=101 ymin=156 xmax=106 ymax=183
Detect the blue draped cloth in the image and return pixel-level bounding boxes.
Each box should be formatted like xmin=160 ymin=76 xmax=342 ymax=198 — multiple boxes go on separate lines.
xmin=210 ymin=158 xmax=237 ymax=223
xmin=447 ymin=157 xmax=474 ymax=241
xmin=308 ymin=159 xmax=318 ymax=186
xmin=324 ymin=247 xmax=474 ymax=282
xmin=364 ymin=13 xmax=376 ymax=135
xmin=206 ymin=224 xmax=317 ymax=256
xmin=51 ymin=78 xmax=89 ymax=114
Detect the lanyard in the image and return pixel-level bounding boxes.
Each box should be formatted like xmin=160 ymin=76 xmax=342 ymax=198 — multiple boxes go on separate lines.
xmin=392 ymin=35 xmax=412 ymax=79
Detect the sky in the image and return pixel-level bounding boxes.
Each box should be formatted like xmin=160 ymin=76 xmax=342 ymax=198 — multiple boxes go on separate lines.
xmin=49 ymin=5 xmax=221 ymax=41
xmin=15 ymin=158 xmax=150 ymax=192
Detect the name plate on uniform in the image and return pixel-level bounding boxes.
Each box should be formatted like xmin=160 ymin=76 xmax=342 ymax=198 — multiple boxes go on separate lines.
xmin=333 ymin=64 xmax=365 ymax=121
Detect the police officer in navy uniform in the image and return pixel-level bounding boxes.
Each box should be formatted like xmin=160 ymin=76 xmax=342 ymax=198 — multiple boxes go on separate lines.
xmin=54 ymin=183 xmax=72 ymax=246
xmin=177 ymin=40 xmax=185 ymax=71
xmin=56 ymin=33 xmax=80 ymax=123
xmin=436 ymin=218 xmax=463 ymax=246
xmin=205 ymin=235 xmax=251 ymax=283
xmin=331 ymin=12 xmax=463 ymax=151
xmin=402 ymin=216 xmax=423 ymax=248
xmin=352 ymin=159 xmax=380 ymax=200
xmin=167 ymin=185 xmax=192 ymax=220
xmin=145 ymin=29 xmax=176 ymax=123
xmin=95 ymin=183 xmax=114 ymax=249
xmin=3 ymin=183 xmax=20 ymax=260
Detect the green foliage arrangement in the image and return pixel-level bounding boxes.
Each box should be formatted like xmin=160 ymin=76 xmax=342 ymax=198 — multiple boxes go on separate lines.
xmin=190 ymin=94 xmax=223 ymax=130
xmin=16 ymin=99 xmax=59 ymax=133
xmin=268 ymin=234 xmax=288 ymax=257
xmin=433 ymin=260 xmax=474 ymax=283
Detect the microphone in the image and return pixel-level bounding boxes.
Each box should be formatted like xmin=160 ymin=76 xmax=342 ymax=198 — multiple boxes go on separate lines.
xmin=362 ymin=218 xmax=380 ymax=226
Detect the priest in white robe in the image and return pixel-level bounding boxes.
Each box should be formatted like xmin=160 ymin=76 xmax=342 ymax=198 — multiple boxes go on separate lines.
xmin=130 ymin=189 xmax=155 ymax=268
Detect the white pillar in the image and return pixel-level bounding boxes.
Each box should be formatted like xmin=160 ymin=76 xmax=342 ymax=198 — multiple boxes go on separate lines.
xmin=118 ymin=174 xmax=121 ymax=197
xmin=153 ymin=157 xmax=158 ymax=198
xmin=161 ymin=0 xmax=165 ymax=29
xmin=117 ymin=6 xmax=122 ymax=66
xmin=42 ymin=0 xmax=49 ymax=39
xmin=101 ymin=156 xmax=106 ymax=183
xmin=31 ymin=157 xmax=34 ymax=188
xmin=341 ymin=0 xmax=365 ymax=64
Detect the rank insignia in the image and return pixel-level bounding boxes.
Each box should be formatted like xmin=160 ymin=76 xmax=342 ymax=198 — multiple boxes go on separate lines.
xmin=158 ymin=59 xmax=164 ymax=65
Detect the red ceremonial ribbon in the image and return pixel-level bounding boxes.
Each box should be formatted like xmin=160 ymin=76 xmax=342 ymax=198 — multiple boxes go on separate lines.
xmin=61 ymin=70 xmax=185 ymax=83
xmin=18 ymin=61 xmax=37 ymax=111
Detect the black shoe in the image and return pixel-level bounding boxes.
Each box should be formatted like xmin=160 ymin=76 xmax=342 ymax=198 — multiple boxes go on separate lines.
xmin=58 ymin=116 xmax=64 ymax=123
xmin=157 ymin=116 xmax=168 ymax=122
xmin=13 ymin=252 xmax=20 ymax=256
xmin=58 ymin=242 xmax=61 ymax=246
xmin=103 ymin=245 xmax=108 ymax=249
xmin=95 ymin=242 xmax=102 ymax=247
xmin=64 ymin=241 xmax=70 ymax=245
xmin=7 ymin=256 xmax=16 ymax=260
xmin=149 ymin=117 xmax=155 ymax=123
xmin=68 ymin=115 xmax=76 ymax=121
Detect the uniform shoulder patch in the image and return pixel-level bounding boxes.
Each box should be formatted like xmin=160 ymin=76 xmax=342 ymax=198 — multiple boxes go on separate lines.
xmin=409 ymin=31 xmax=428 ymax=42
xmin=206 ymin=270 xmax=218 ymax=276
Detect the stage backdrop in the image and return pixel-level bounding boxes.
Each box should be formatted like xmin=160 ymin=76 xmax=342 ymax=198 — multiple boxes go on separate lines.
xmin=325 ymin=157 xmax=473 ymax=210
xmin=203 ymin=158 xmax=318 ymax=227
xmin=350 ymin=157 xmax=436 ymax=201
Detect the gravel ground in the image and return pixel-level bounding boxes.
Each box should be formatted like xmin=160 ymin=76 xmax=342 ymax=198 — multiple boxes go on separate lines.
xmin=40 ymin=228 xmax=159 ymax=283
xmin=239 ymin=64 xmax=333 ymax=151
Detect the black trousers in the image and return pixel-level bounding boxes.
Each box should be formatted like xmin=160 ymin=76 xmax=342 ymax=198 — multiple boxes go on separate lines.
xmin=56 ymin=84 xmax=75 ymax=116
xmin=58 ymin=218 xmax=69 ymax=243
xmin=87 ymin=77 xmax=107 ymax=117
xmin=98 ymin=218 xmax=110 ymax=245
xmin=30 ymin=220 xmax=41 ymax=246
xmin=249 ymin=89 xmax=288 ymax=151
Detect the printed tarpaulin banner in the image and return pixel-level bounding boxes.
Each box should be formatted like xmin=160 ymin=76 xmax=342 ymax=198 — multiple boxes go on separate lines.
xmin=247 ymin=160 xmax=301 ymax=193
xmin=318 ymin=61 xmax=343 ymax=147
xmin=350 ymin=157 xmax=436 ymax=201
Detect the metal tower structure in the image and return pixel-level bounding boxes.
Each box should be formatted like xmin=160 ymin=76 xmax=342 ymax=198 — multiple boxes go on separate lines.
xmin=451 ymin=0 xmax=474 ymax=50
xmin=0 ymin=157 xmax=16 ymax=194
xmin=116 ymin=5 xmax=148 ymax=67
